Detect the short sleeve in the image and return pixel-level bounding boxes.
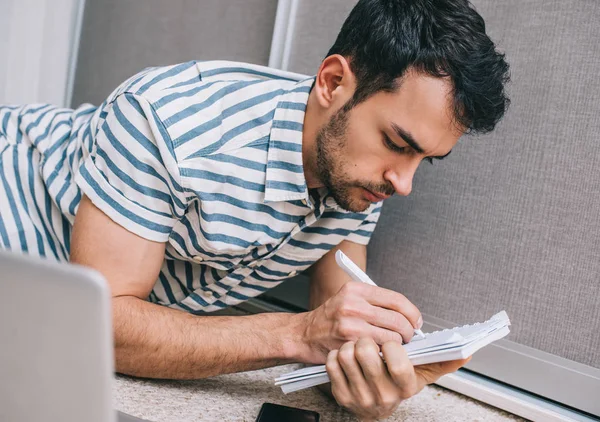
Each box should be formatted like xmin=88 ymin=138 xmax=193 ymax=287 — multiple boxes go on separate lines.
xmin=345 ymin=205 xmax=382 ymax=245
xmin=75 ymin=93 xmax=188 ymax=242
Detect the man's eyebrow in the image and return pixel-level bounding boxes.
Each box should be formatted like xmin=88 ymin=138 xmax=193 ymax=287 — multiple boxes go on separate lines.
xmin=391 ymin=123 xmax=424 ymax=154
xmin=391 ymin=122 xmax=452 ymax=160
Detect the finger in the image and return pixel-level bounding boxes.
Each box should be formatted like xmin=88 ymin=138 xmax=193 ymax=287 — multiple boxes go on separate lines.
xmin=354 ymin=338 xmax=397 ymax=394
xmin=438 ymin=356 xmax=472 ymax=372
xmin=381 ymin=341 xmax=420 ymax=399
xmin=354 ymin=337 xmax=386 ymax=382
xmin=364 ymin=305 xmax=415 ymax=344
xmin=414 ymin=356 xmax=472 ymax=386
xmin=354 ymin=283 xmax=422 ymax=330
xmin=325 ymin=350 xmax=351 ymax=402
xmin=337 ymin=341 xmax=372 ymax=403
xmin=415 ymin=356 xmax=471 ymax=373
xmin=364 ymin=323 xmax=404 ymax=345
xmin=334 ymin=314 xmax=403 ymax=347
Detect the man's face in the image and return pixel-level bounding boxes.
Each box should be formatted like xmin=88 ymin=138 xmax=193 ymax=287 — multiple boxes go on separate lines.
xmin=315 ymin=71 xmax=463 ymax=212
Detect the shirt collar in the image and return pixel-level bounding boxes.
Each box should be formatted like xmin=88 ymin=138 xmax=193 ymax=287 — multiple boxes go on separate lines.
xmin=263 ymin=77 xmax=359 ymax=214
xmin=264 ymin=77 xmax=315 ymax=205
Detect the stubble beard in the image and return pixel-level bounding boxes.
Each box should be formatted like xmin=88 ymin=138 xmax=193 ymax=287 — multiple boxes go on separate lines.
xmin=315 ymin=106 xmax=371 ymax=213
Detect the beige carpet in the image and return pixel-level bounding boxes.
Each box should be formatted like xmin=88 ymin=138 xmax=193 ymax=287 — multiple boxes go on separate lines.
xmin=114 ymin=307 xmax=526 ymax=421
xmin=114 ymin=365 xmax=526 ymax=422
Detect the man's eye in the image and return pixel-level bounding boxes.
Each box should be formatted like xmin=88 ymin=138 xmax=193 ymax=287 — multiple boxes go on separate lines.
xmin=383 ymin=133 xmax=405 ymax=153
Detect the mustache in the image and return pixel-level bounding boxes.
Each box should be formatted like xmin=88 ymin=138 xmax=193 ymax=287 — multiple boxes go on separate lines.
xmin=361 ymin=182 xmax=395 ymax=197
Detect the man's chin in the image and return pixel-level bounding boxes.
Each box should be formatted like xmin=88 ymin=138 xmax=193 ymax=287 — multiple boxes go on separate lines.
xmin=337 ymin=197 xmax=372 ymax=213
xmin=327 ymin=186 xmax=372 ymax=213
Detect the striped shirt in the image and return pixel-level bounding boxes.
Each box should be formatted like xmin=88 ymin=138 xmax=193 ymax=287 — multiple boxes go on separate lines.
xmin=0 ymin=60 xmax=381 ymax=312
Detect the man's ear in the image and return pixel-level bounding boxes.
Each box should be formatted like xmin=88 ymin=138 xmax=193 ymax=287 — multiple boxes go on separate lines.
xmin=313 ymin=54 xmax=356 ymax=110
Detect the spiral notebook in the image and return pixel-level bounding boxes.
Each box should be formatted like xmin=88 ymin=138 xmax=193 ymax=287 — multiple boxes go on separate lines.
xmin=275 ymin=310 xmax=511 ymax=394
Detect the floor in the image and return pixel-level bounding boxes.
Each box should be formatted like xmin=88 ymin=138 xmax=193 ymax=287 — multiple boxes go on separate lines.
xmin=114 ymin=306 xmax=526 ymax=421
xmin=114 ymin=365 xmax=525 ymax=421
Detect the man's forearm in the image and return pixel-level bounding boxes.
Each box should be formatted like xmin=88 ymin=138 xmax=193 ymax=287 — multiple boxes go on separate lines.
xmin=113 ymin=296 xmax=308 ymax=379
xmin=309 ymin=273 xmax=349 ymax=310
xmin=308 ymin=241 xmax=367 ymax=310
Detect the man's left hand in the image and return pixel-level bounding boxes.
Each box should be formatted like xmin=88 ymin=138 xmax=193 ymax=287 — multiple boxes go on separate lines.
xmin=325 ymin=337 xmax=471 ymax=421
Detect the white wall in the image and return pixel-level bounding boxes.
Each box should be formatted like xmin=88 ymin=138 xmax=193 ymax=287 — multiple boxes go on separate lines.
xmin=0 ymin=0 xmax=84 ymax=106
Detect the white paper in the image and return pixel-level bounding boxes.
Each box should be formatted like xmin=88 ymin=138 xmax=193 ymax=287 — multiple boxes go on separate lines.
xmin=275 ymin=310 xmax=510 ymax=393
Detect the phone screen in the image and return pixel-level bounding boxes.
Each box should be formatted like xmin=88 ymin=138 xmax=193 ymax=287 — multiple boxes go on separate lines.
xmin=255 ymin=402 xmax=320 ymax=422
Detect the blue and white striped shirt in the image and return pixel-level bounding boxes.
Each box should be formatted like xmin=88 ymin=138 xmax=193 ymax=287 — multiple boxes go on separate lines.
xmin=0 ymin=61 xmax=381 ymax=312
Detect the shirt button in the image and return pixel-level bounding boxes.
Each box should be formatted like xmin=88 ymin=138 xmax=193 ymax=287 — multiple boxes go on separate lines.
xmin=301 ymin=199 xmax=307 ymax=205
xmin=192 ymin=256 xmax=204 ymax=263
xmin=289 ymin=270 xmax=297 ymax=277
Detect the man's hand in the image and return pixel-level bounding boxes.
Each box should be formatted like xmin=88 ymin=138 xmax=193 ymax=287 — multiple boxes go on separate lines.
xmin=326 ymin=337 xmax=470 ymax=421
xmin=299 ymin=281 xmax=423 ymax=363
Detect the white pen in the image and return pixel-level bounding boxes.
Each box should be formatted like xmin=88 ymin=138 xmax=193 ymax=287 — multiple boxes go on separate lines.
xmin=334 ymin=250 xmax=425 ymax=340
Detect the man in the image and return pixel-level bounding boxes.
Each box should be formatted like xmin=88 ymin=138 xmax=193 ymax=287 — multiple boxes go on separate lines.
xmin=0 ymin=0 xmax=509 ymax=419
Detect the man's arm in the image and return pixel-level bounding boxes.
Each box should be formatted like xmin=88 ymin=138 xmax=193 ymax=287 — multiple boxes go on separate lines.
xmin=72 ymin=196 xmax=424 ymax=379
xmin=71 ymin=196 xmax=306 ymax=379
xmin=307 ymin=240 xmax=367 ymax=310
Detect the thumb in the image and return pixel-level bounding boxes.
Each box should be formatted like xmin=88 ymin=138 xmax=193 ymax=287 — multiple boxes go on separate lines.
xmin=440 ymin=356 xmax=472 ymax=373
xmin=414 ymin=356 xmax=471 ymax=385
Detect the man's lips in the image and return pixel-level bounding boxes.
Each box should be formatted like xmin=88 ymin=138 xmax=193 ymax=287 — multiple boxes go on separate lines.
xmin=363 ymin=188 xmax=390 ymax=202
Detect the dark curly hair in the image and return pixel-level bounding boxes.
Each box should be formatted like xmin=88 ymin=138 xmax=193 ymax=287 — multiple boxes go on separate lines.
xmin=327 ymin=0 xmax=511 ymax=134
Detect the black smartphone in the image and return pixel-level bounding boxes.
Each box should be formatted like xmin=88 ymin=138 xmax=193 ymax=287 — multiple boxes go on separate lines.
xmin=255 ymin=402 xmax=320 ymax=422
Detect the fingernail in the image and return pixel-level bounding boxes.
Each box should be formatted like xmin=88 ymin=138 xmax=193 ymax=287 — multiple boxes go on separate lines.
xmin=417 ymin=316 xmax=423 ymax=329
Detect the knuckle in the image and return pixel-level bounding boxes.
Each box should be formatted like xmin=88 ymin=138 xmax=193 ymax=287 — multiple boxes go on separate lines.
xmin=338 ymin=342 xmax=355 ymax=363
xmin=337 ymin=301 xmax=356 ymax=317
xmin=325 ymin=350 xmax=339 ymax=371
xmin=337 ymin=397 xmax=352 ymax=409
xmin=380 ymin=392 xmax=401 ymax=409
xmin=331 ymin=387 xmax=350 ymax=407
xmin=391 ymin=331 xmax=404 ymax=344
xmin=336 ymin=319 xmax=357 ymax=339
xmin=401 ymin=331 xmax=414 ymax=344
xmin=388 ymin=360 xmax=412 ymax=380
xmin=354 ymin=347 xmax=370 ymax=364
xmin=358 ymin=394 xmax=375 ymax=410
xmin=396 ymin=314 xmax=413 ymax=333
xmin=381 ymin=330 xmax=404 ymax=345
xmin=382 ymin=340 xmax=404 ymax=354
xmin=354 ymin=338 xmax=378 ymax=361
xmin=395 ymin=322 xmax=414 ymax=344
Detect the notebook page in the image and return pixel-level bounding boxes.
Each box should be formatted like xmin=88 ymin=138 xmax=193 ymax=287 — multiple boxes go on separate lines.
xmin=404 ymin=311 xmax=510 ymax=354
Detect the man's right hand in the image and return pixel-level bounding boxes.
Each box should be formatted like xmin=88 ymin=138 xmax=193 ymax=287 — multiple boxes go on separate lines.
xmin=298 ymin=281 xmax=423 ymax=363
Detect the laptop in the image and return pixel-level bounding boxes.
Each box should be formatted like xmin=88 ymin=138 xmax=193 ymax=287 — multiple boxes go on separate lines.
xmin=0 ymin=250 xmax=149 ymax=422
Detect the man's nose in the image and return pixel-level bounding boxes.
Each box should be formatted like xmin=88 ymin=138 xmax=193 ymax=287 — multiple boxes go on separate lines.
xmin=384 ymin=167 xmax=415 ymax=197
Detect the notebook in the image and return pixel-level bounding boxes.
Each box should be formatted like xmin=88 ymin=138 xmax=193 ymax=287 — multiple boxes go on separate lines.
xmin=274 ymin=310 xmax=511 ymax=394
